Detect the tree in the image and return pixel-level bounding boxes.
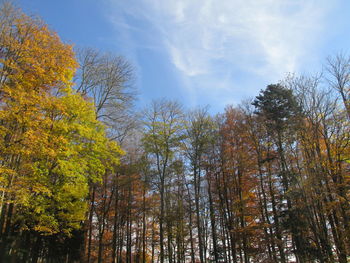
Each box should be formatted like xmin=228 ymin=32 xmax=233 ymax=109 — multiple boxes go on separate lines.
xmin=142 ymin=99 xmax=184 ymax=263
xmin=183 ymin=107 xmax=214 ymax=263
xmin=75 ymin=47 xmax=136 ymax=142
xmin=0 ymin=3 xmax=123 ymax=261
xmin=252 ymin=84 xmax=303 ymax=262
xmin=326 ymin=53 xmax=350 ymax=119
xmin=74 ymin=47 xmax=136 ymax=263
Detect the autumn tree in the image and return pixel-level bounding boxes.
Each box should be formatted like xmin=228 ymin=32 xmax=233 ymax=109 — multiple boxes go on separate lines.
xmin=0 ymin=3 xmax=123 ymax=262
xmin=142 ymin=99 xmax=184 ymax=263
xmin=73 ymin=46 xmax=136 ymax=263
xmin=183 ymin=107 xmax=214 ymax=263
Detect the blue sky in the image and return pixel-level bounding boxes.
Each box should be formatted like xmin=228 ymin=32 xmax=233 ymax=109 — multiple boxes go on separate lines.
xmin=17 ymin=0 xmax=350 ymax=113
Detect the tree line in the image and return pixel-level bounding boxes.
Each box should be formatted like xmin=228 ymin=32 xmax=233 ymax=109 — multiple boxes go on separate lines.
xmin=0 ymin=3 xmax=349 ymax=263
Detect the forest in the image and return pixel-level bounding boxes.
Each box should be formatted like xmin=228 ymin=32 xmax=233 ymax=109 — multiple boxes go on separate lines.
xmin=0 ymin=2 xmax=349 ymax=263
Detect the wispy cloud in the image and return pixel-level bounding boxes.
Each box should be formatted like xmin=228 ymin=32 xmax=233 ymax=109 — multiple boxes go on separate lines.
xmin=107 ymin=0 xmax=335 ymax=108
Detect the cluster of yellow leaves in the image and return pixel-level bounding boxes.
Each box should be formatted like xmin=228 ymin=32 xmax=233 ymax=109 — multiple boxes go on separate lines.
xmin=0 ymin=4 xmax=123 ymax=236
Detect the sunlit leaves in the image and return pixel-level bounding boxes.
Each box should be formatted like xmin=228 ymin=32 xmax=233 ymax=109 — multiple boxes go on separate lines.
xmin=0 ymin=3 xmax=123 ymax=237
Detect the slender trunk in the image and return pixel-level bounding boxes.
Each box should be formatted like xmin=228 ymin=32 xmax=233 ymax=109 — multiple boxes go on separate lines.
xmin=142 ymin=185 xmax=146 ymax=263
xmin=185 ymin=182 xmax=196 ymax=263
xmin=151 ymin=219 xmax=155 ymax=263
xmin=207 ymin=172 xmax=219 ymax=263
xmin=112 ymin=175 xmax=119 ymax=263
xmin=87 ymin=186 xmax=96 ymax=263
xmin=194 ymin=166 xmax=204 ymax=263
xmin=159 ymin=177 xmax=165 ymax=263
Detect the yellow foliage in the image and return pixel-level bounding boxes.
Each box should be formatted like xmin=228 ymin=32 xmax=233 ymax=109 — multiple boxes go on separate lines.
xmin=0 ymin=4 xmax=123 ymax=236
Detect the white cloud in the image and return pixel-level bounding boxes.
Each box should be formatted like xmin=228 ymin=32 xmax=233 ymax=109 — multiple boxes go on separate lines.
xmin=107 ymin=0 xmax=335 ymax=108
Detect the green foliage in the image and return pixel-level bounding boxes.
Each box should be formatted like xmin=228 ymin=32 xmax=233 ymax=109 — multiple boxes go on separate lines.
xmin=252 ymin=84 xmax=301 ymax=131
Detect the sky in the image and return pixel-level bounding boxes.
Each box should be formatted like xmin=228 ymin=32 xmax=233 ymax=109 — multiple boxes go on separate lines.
xmin=17 ymin=0 xmax=350 ymax=113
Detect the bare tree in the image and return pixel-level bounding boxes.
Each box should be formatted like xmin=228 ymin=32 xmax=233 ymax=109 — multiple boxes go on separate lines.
xmin=326 ymin=53 xmax=350 ymax=119
xmin=75 ymin=47 xmax=137 ymax=142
